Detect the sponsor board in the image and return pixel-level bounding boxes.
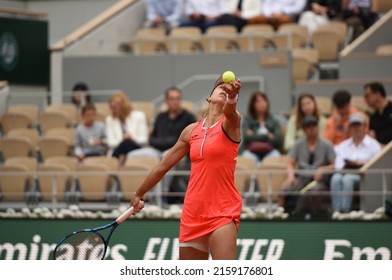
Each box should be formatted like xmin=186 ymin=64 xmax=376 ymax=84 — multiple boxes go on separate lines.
xmin=0 ymin=220 xmax=391 ymax=260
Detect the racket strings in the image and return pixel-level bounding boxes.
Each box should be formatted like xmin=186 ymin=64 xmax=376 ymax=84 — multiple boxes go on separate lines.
xmin=54 ymin=231 xmax=106 ymax=260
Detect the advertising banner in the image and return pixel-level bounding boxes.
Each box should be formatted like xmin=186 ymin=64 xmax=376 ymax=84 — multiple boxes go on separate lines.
xmin=0 ymin=220 xmax=391 ymax=260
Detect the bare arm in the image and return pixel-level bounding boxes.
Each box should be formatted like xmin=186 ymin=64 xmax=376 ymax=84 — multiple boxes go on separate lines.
xmin=222 ymin=80 xmax=242 ymax=142
xmin=314 ymin=160 xmax=335 ymax=182
xmin=130 ymin=123 xmax=197 ymax=210
xmin=284 ymin=157 xmax=297 ymax=186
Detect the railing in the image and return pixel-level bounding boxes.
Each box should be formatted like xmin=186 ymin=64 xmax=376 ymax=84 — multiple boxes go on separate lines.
xmin=50 ymin=0 xmax=138 ymax=52
xmin=1 ymin=168 xmax=391 ymax=217
xmin=0 ymin=7 xmax=47 ymax=19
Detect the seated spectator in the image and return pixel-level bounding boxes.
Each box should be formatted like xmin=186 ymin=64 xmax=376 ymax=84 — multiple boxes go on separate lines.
xmin=71 ymin=82 xmax=91 ymax=113
xmin=144 ymin=0 xmax=183 ymax=33
xmin=221 ymin=0 xmax=264 ymax=32
xmin=342 ymin=0 xmax=378 ymax=40
xmin=330 ymin=113 xmax=381 ymax=213
xmin=150 ymin=87 xmax=196 ymax=154
xmin=150 ymin=87 xmax=196 ymax=204
xmin=298 ymin=0 xmax=343 ymax=35
xmin=284 ymin=93 xmax=327 ymax=152
xmin=281 ymin=116 xmax=335 ymax=216
xmin=247 ymin=0 xmax=307 ymax=30
xmin=363 ymin=81 xmax=392 ymax=146
xmin=106 ymin=91 xmax=148 ymax=165
xmin=74 ymin=104 xmax=107 ymax=162
xmin=239 ymin=91 xmax=282 ymax=164
xmin=180 ymin=0 xmax=227 ymax=33
xmin=323 ymin=90 xmax=369 ymax=146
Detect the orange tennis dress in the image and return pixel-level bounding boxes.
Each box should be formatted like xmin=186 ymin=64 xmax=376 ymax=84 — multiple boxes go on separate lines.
xmin=179 ymin=117 xmax=242 ymax=242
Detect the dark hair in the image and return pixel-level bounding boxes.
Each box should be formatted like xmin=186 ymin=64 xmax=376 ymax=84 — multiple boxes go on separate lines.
xmin=364 ymin=81 xmax=386 ymax=98
xmin=296 ymin=93 xmax=320 ymax=129
xmin=81 ymin=104 xmax=96 ymax=115
xmin=72 ymin=82 xmax=91 ymax=105
xmin=165 ymin=87 xmax=182 ymax=99
xmin=332 ymin=90 xmax=351 ymax=108
xmin=247 ymin=91 xmax=270 ymax=119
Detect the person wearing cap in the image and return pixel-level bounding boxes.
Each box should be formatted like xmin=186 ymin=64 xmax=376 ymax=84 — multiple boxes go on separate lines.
xmin=323 ymin=90 xmax=369 ymax=146
xmin=280 ymin=115 xmax=335 ymax=216
xmin=130 ymin=74 xmax=242 ymax=260
xmin=363 ymin=81 xmax=392 ymax=146
xmin=330 ymin=112 xmax=381 ymax=213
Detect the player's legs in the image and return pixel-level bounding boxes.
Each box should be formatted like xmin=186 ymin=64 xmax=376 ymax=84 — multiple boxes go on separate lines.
xmin=179 ymin=246 xmax=209 ymax=260
xmin=179 ymin=234 xmax=209 ymax=260
xmin=209 ymin=222 xmax=237 ymax=260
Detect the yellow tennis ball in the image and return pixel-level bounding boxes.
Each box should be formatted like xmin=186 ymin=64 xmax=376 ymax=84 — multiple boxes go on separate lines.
xmin=222 ymin=71 xmax=236 ymax=83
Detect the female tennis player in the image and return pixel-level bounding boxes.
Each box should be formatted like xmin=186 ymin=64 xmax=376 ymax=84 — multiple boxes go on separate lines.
xmin=131 ymin=74 xmax=242 ymax=260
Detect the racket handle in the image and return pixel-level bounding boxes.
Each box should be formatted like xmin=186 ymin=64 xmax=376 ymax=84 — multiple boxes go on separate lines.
xmin=116 ymin=207 xmax=134 ymax=224
xmin=116 ymin=201 xmax=144 ymax=224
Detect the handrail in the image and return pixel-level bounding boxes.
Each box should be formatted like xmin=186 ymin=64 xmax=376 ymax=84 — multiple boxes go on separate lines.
xmin=0 ymin=7 xmax=47 ymax=18
xmin=50 ymin=0 xmax=137 ymax=52
xmin=340 ymin=9 xmax=392 ymax=57
xmin=360 ymin=141 xmax=392 ymax=171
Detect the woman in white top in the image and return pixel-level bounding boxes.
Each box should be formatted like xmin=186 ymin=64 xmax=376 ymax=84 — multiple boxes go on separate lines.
xmin=106 ymin=91 xmax=148 ymax=164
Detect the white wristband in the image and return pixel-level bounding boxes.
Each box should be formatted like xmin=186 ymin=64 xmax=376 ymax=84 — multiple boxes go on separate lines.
xmin=226 ymin=94 xmax=238 ymax=104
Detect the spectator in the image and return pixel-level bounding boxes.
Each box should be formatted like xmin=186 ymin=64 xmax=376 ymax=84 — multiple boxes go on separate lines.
xmin=330 ymin=113 xmax=381 ymax=213
xmin=239 ymin=91 xmax=282 ymax=164
xmin=247 ymin=0 xmax=307 ymax=30
xmin=281 ymin=116 xmax=335 ymax=216
xmin=298 ymin=0 xmax=343 ymax=35
xmin=323 ymin=90 xmax=369 ymax=146
xmin=180 ymin=0 xmax=227 ymax=33
xmin=145 ymin=0 xmax=183 ymax=33
xmin=150 ymin=87 xmax=196 ymax=204
xmin=342 ymin=0 xmax=378 ymax=40
xmin=150 ymin=87 xmax=196 ymax=153
xmin=71 ymin=82 xmax=91 ymax=113
xmin=363 ymin=81 xmax=392 ymax=145
xmin=74 ymin=104 xmax=107 ymax=162
xmin=106 ymin=91 xmax=148 ymax=165
xmin=221 ymin=0 xmax=264 ymax=32
xmin=284 ymin=93 xmax=327 ymax=152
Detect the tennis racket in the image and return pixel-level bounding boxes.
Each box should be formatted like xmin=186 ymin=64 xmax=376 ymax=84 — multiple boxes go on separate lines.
xmin=53 ymin=205 xmax=139 ymax=260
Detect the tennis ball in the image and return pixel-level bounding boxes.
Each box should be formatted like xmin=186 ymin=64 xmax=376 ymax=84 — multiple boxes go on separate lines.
xmin=222 ymin=71 xmax=236 ymax=83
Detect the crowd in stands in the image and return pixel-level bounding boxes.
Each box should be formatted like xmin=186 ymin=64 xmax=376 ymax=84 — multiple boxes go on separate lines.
xmin=143 ymin=0 xmax=380 ymax=40
xmin=1 ymin=79 xmax=391 ymax=218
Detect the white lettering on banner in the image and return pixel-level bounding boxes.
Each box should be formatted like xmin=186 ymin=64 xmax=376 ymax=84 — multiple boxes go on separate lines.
xmin=238 ymin=239 xmax=284 ymax=260
xmin=0 ymin=234 xmax=128 ymax=260
xmin=324 ymin=240 xmax=391 ymax=260
xmin=144 ymin=238 xmax=179 ymax=260
xmin=144 ymin=238 xmax=285 ymax=260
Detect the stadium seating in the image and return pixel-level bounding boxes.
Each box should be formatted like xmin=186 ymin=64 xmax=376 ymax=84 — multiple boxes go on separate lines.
xmin=8 ymin=104 xmax=40 ymax=124
xmin=0 ymin=136 xmax=34 ymax=160
xmin=38 ymin=111 xmax=71 ymax=135
xmin=0 ymin=111 xmax=34 ymax=135
xmin=37 ymin=163 xmax=71 ymax=202
xmin=166 ymin=26 xmax=203 ymax=54
xmin=38 ymin=136 xmax=71 ymax=161
xmin=118 ymin=163 xmax=151 ymax=201
xmin=77 ymin=164 xmax=111 ymax=201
